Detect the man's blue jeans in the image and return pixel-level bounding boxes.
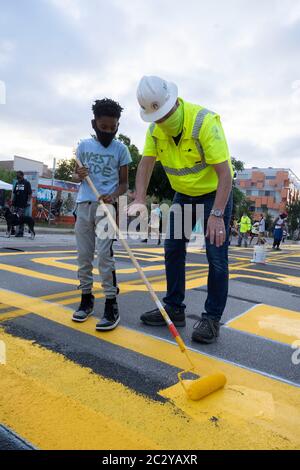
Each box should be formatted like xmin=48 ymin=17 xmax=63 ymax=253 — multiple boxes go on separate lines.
xmin=163 ymin=191 xmax=233 ymax=322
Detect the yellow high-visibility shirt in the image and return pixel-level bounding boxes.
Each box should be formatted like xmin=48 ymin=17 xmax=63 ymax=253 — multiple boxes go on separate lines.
xmin=143 ymin=98 xmax=233 ymax=196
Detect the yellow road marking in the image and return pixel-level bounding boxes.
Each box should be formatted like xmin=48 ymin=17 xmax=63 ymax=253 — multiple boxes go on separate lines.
xmin=31 ymin=257 xmax=208 ymax=275
xmin=232 ymin=268 xmax=300 ymax=288
xmin=0 ymin=291 xmax=300 ymax=449
xmin=0 ymin=250 xmax=76 ymax=257
xmin=227 ymin=305 xmax=300 ymax=345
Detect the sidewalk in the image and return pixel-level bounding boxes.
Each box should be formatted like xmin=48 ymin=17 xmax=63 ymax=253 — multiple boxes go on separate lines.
xmin=0 ymin=222 xmax=74 ymax=235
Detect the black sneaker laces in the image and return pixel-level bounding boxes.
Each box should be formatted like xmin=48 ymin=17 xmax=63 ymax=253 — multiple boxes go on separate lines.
xmin=193 ymin=318 xmax=215 ymax=335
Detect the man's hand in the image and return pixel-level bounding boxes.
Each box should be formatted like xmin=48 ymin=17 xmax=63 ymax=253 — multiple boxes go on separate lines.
xmin=206 ymin=215 xmax=226 ymax=247
xmin=127 ymin=198 xmax=148 ymax=218
xmin=77 ymin=166 xmax=89 ymax=181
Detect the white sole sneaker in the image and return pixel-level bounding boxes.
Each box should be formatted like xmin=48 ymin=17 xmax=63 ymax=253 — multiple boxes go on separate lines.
xmin=95 ymin=316 xmax=120 ymax=331
xmin=72 ymin=311 xmax=94 ymax=323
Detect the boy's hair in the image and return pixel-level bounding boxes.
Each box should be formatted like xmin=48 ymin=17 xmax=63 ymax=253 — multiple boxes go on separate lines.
xmin=92 ymin=98 xmax=123 ymax=119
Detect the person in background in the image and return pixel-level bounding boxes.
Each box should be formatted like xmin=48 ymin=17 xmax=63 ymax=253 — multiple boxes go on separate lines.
xmin=229 ymin=216 xmax=238 ymax=245
xmin=258 ymin=213 xmax=266 ymax=244
xmin=249 ymin=220 xmax=259 ymax=245
xmin=238 ymin=212 xmax=251 ymax=247
xmin=273 ymin=213 xmax=288 ymax=250
xmin=141 ymin=199 xmax=162 ymax=245
xmin=11 ymin=171 xmax=32 ymax=237
xmin=282 ymin=227 xmax=288 ymax=243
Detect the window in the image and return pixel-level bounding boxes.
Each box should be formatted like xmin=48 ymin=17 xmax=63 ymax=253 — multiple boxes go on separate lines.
xmin=266 ymin=176 xmax=276 ymax=180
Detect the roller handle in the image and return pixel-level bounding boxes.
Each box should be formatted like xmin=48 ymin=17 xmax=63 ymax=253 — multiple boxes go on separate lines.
xmin=76 ymin=158 xmax=186 ymax=347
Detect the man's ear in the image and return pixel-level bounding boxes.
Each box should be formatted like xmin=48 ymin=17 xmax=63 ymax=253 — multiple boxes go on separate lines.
xmin=91 ymin=119 xmax=96 ymax=130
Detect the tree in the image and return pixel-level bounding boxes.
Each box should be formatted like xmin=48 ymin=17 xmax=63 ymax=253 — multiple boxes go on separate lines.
xmin=264 ymin=212 xmax=274 ymax=233
xmin=231 ymin=157 xmax=249 ymax=218
xmin=0 ymin=168 xmax=16 ymax=184
xmin=118 ymin=133 xmax=174 ymax=201
xmin=55 ymin=159 xmax=76 ymax=182
xmin=286 ymin=199 xmax=300 ymax=233
xmin=231 ymin=157 xmax=245 ymax=173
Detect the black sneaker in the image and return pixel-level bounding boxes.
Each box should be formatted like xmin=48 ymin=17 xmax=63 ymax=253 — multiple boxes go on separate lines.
xmin=140 ymin=306 xmax=186 ymax=327
xmin=15 ymin=233 xmax=24 ymax=238
xmin=192 ymin=316 xmax=220 ymax=344
xmin=72 ymin=293 xmax=94 ymax=322
xmin=96 ymin=299 xmax=120 ymax=331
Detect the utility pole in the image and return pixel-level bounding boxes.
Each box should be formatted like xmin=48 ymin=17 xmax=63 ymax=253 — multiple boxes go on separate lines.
xmin=48 ymin=157 xmax=56 ymax=225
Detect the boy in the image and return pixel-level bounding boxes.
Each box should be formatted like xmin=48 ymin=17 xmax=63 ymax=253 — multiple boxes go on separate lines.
xmin=72 ymin=98 xmax=131 ymax=330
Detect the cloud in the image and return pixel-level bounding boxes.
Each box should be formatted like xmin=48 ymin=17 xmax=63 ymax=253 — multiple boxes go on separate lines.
xmin=0 ymin=0 xmax=299 ymax=177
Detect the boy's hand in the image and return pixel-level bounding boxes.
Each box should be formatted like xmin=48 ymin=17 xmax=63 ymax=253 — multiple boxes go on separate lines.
xmin=77 ymin=166 xmax=89 ymax=181
xmin=102 ymin=194 xmax=115 ymax=204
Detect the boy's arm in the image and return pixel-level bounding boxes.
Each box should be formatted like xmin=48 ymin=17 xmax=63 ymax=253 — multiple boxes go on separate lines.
xmin=102 ymin=165 xmax=128 ymax=203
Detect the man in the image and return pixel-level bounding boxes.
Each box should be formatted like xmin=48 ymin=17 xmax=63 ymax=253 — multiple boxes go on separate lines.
xmin=258 ymin=213 xmax=266 ymax=244
xmin=141 ymin=198 xmax=163 ymax=245
xmin=72 ymin=98 xmax=131 ymax=330
xmin=12 ymin=171 xmax=32 ymax=237
xmin=129 ymin=76 xmax=233 ymax=344
xmin=238 ymin=212 xmax=251 ymax=247
xmin=273 ymin=213 xmax=287 ymax=251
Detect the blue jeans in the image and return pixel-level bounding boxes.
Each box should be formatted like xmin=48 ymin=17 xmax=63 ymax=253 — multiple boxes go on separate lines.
xmin=163 ymin=191 xmax=233 ymax=321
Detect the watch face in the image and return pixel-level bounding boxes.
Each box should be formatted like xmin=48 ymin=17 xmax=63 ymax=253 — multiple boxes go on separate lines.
xmin=213 ymin=209 xmax=222 ymax=217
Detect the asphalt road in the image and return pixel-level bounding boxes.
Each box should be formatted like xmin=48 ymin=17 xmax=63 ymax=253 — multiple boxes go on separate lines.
xmin=0 ymin=232 xmax=300 ymax=450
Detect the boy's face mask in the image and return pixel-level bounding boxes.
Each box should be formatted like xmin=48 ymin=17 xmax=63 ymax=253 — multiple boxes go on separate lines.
xmin=92 ymin=120 xmax=118 ymax=148
xmin=156 ymin=104 xmax=184 ymax=137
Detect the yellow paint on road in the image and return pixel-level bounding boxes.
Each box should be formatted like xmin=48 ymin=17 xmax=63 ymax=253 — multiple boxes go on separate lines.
xmin=0 ymin=307 xmax=300 ymax=449
xmin=0 ymin=250 xmax=76 ymax=257
xmin=1 ymin=287 xmax=300 ymax=446
xmin=227 ymin=305 xmax=300 ymax=345
xmin=230 ymin=268 xmax=300 ymax=288
xmin=2 ymin=331 xmax=297 ymax=450
xmin=0 ymin=262 xmax=81 ymax=286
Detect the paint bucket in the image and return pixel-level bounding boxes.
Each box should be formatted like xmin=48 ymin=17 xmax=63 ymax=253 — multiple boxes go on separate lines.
xmin=251 ymin=245 xmax=266 ymax=264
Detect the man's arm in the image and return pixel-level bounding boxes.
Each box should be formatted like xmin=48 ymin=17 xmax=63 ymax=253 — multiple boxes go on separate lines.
xmin=134 ymin=156 xmax=156 ymax=201
xmin=206 ymin=160 xmax=233 ymax=247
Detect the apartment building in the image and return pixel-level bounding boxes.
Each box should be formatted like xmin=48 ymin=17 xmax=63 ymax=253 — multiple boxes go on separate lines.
xmin=235 ymin=168 xmax=300 ymax=219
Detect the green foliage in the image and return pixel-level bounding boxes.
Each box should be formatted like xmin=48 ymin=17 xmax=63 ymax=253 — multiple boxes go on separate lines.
xmin=231 ymin=157 xmax=245 ymax=173
xmin=55 ymin=159 xmax=76 ymax=181
xmin=0 ymin=168 xmax=16 ymax=184
xmin=286 ymin=199 xmax=300 ymax=232
xmin=264 ymin=212 xmax=274 ymax=232
xmin=118 ymin=133 xmax=174 ymax=201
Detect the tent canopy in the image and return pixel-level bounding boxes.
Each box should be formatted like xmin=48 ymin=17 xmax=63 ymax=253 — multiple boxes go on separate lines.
xmin=0 ymin=179 xmax=13 ymax=190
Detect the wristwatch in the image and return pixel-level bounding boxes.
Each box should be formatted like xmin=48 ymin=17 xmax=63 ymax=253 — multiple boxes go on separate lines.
xmin=210 ymin=209 xmax=224 ymax=218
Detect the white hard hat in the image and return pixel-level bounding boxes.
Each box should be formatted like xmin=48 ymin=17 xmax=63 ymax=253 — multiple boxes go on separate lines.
xmin=137 ymin=75 xmax=178 ymax=122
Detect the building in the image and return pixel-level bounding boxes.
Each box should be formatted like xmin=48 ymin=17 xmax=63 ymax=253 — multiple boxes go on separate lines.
xmin=0 ymin=155 xmax=52 ymax=178
xmin=236 ymin=168 xmax=300 ymax=219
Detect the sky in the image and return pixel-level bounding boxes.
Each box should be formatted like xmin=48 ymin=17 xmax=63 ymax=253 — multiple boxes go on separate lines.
xmin=0 ymin=0 xmax=300 ymax=175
